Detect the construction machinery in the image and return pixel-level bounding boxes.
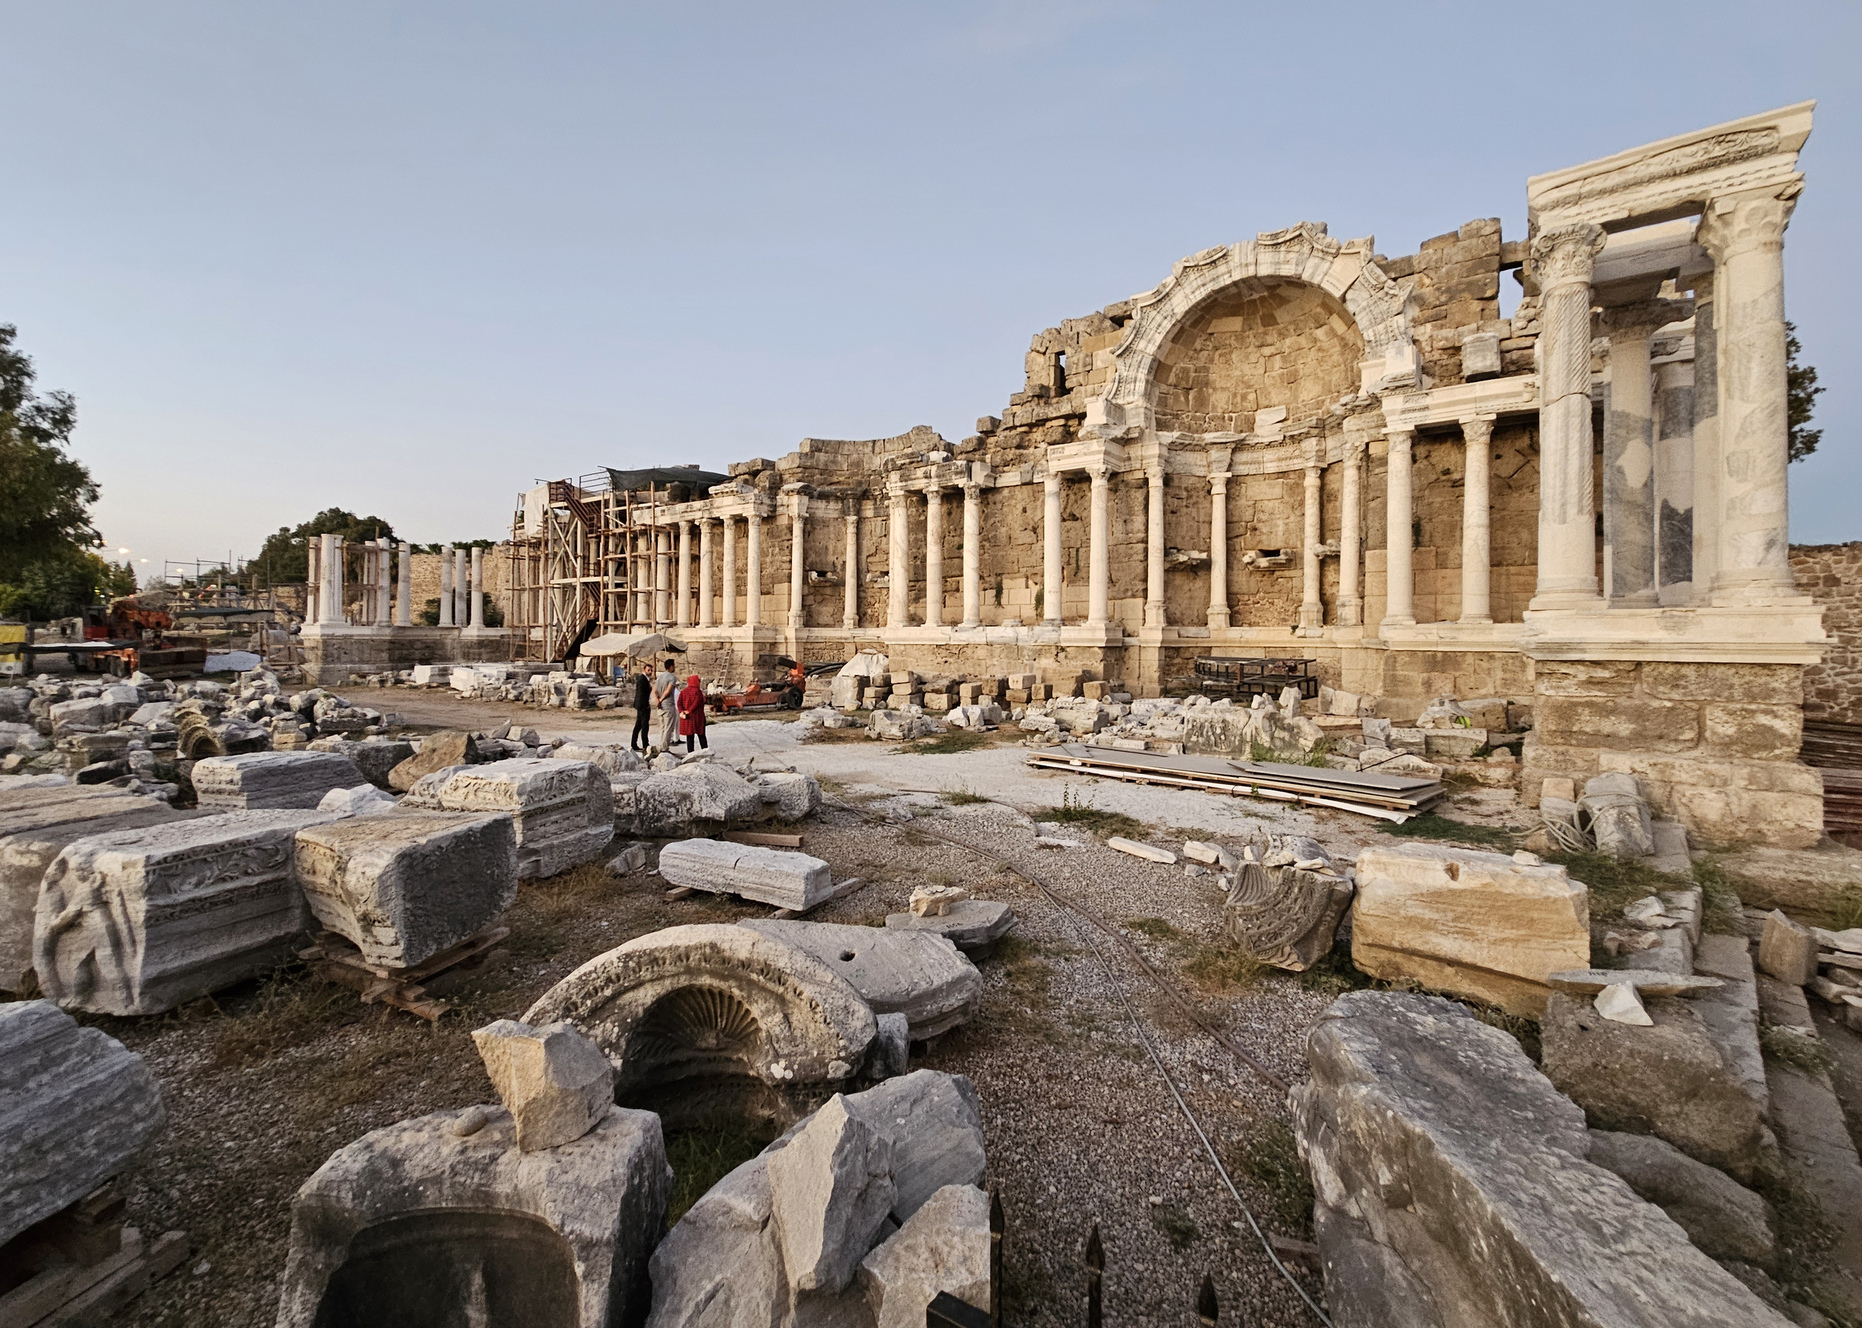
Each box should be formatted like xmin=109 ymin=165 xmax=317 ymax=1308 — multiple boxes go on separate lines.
xmin=72 ymin=599 xmax=207 ymax=678
xmin=710 ymin=655 xmax=807 ymax=714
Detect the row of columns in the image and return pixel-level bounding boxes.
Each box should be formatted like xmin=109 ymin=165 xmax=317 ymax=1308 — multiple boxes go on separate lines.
xmin=304 ymin=535 xmax=482 ymax=629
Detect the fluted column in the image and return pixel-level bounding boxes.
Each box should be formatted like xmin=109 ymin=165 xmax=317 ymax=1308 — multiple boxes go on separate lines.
xmin=1042 ymin=474 xmax=1063 ymax=626
xmin=745 ymin=512 xmax=763 ymax=628
xmin=1459 ymin=416 xmax=1494 ymax=623
xmin=1698 ymin=189 xmax=1798 ymax=603
xmin=307 ymin=537 xmax=322 ymax=624
xmin=887 ymin=484 xmax=910 ymax=628
xmin=1601 ymin=305 xmax=1669 ymax=606
xmin=1143 ymin=467 xmax=1166 ymax=629
xmin=960 ymin=482 xmax=982 ymax=629
xmin=1530 ymin=223 xmax=1607 ymax=610
xmin=395 ymin=543 xmax=411 ymax=626
xmin=788 ymin=496 xmax=807 ymax=630
xmin=721 ymin=517 xmax=738 ymax=627
xmin=470 ymin=546 xmax=485 ymax=628
xmin=698 ymin=519 xmax=716 ymax=627
xmin=1338 ymin=441 xmax=1363 ymax=627
xmin=676 ymin=521 xmax=692 ymax=627
xmin=1086 ymin=465 xmax=1110 ymax=627
xmin=1383 ymin=430 xmax=1415 ymax=628
xmin=842 ymin=505 xmax=860 ymax=629
xmin=924 ymin=487 xmax=945 ymax=628
xmin=1207 ymin=472 xmax=1230 ymax=629
xmin=454 ymin=548 xmax=469 ymax=628
xmin=1299 ymin=458 xmax=1323 ymax=629
xmin=438 ymin=546 xmax=455 ymax=627
xmin=1655 ymin=359 xmax=1695 ymax=604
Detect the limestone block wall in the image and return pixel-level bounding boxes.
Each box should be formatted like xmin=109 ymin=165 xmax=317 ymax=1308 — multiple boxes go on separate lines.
xmin=1379 ymin=218 xmax=1517 ymax=386
xmin=1790 ymin=542 xmax=1862 ymax=726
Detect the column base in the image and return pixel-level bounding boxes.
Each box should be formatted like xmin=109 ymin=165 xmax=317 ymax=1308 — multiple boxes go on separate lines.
xmin=1456 ymin=615 xmax=1494 ymax=627
xmin=1298 ymin=603 xmax=1324 ymax=629
xmin=1336 ymin=599 xmax=1361 ymax=628
xmin=1609 ymin=591 xmax=1660 ymax=609
xmin=1206 ymin=608 xmax=1230 ymax=630
xmin=1527 ymin=592 xmax=1607 ymax=613
xmin=1143 ymin=602 xmax=1165 ymax=629
xmin=957 ymin=619 xmax=980 ymax=630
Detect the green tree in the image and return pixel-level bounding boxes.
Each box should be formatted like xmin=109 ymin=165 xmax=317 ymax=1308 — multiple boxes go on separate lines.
xmin=1787 ymin=321 xmax=1822 ymax=463
xmin=0 ymin=325 xmax=118 ymax=619
xmin=253 ymin=509 xmax=397 ymax=587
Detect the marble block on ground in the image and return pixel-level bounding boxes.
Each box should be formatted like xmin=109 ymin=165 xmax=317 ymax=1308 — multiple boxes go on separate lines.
xmin=294 ymin=812 xmax=518 ymax=968
xmin=657 ymin=838 xmax=834 ymax=911
xmin=0 ymin=1000 xmax=166 ymax=1246
xmin=740 ymin=920 xmax=982 ymax=1038
xmin=34 ymin=810 xmax=333 ymax=1015
xmin=193 ymin=750 xmax=367 ymax=810
xmin=407 ymin=758 xmax=613 ymax=880
xmin=884 ymin=900 xmax=1015 ymax=954
xmin=307 ymin=737 xmax=416 ymax=790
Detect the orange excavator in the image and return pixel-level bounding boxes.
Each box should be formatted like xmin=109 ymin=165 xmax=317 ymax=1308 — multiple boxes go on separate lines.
xmin=73 ymin=598 xmax=204 ymax=677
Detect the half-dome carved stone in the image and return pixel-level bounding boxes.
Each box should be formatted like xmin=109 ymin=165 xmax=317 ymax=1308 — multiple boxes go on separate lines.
xmin=1222 ymin=863 xmax=1354 ymax=972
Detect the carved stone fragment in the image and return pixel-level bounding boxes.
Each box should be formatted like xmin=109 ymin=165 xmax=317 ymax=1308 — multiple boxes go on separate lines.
xmin=1221 ymin=862 xmax=1352 ymax=971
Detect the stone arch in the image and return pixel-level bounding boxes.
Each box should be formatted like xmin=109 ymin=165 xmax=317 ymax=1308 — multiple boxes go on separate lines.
xmin=1096 ymin=222 xmax=1416 ymax=432
xmin=523 ymin=924 xmax=878 ymax=1133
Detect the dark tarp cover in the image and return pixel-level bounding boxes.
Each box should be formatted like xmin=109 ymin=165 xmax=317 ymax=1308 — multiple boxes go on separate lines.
xmin=605 ymin=466 xmax=733 ymax=495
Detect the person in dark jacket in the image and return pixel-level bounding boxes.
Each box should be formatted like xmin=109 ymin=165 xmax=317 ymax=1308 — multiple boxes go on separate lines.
xmin=629 ymin=663 xmax=653 ymax=753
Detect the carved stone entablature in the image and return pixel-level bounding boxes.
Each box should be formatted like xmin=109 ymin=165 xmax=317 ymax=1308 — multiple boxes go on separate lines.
xmin=1046 ymin=436 xmax=1130 ymax=477
xmin=1089 ymin=221 xmax=1420 ymax=435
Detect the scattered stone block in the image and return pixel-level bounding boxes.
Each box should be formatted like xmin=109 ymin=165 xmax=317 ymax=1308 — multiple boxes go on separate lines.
xmin=408 ymin=758 xmax=613 ymax=879
xmin=0 ymin=1000 xmax=166 ymax=1246
xmin=645 ymin=1151 xmax=788 ymax=1328
xmin=315 ymin=784 xmax=398 ymax=818
xmin=1586 ymin=1129 xmax=1776 ymax=1267
xmin=193 ymin=751 xmax=366 ymax=810
xmin=910 ymin=885 xmax=968 ymax=917
xmin=885 ymin=901 xmax=1015 ymax=954
xmin=1293 ymin=990 xmax=1792 ymax=1328
xmin=307 ymin=737 xmax=415 ymax=790
xmin=471 ymin=1018 xmax=614 ymax=1152
xmin=858 ymin=1184 xmax=991 ymax=1328
xmin=386 ymin=730 xmax=481 ymax=793
xmin=1759 ymin=909 xmax=1818 ymax=986
xmin=760 ymin=771 xmax=822 ymax=822
xmin=633 ymin=762 xmax=766 ymax=836
xmin=1423 ymin=728 xmax=1488 ymax=759
xmin=658 ymin=838 xmax=834 ymax=910
xmin=294 ymin=812 xmax=518 ymax=968
xmin=768 ymin=1093 xmax=896 ymax=1294
xmin=1594 ymin=981 xmax=1653 ymax=1025
xmin=1107 ymin=837 xmax=1175 ymax=864
xmin=1582 ymin=772 xmax=1656 ymax=859
xmin=740 ymin=920 xmax=982 ymax=1038
xmin=606 ymin=841 xmax=649 ymax=875
xmin=35 ymin=811 xmax=334 ymax=1015
xmin=1352 ymin=844 xmax=1590 ymax=1016
xmin=553 ymin=742 xmax=647 ymax=775
xmin=1224 ymin=863 xmax=1352 ymax=972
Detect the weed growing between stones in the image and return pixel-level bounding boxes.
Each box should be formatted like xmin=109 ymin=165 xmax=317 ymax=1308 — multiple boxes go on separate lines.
xmin=1037 ymin=784 xmax=1144 ymax=840
xmin=1690 ymin=854 xmax=1749 ymax=934
xmin=1123 ymin=918 xmax=1181 ymax=941
xmin=1761 ymin=1024 xmax=1835 ymax=1076
xmin=895 ymin=730 xmax=989 ymax=756
xmin=1224 ymin=1121 xmax=1313 ymax=1238
xmin=1151 ymin=1203 xmax=1201 ymax=1251
xmin=1548 ymin=850 xmax=1692 ymax=927
xmin=1377 ymin=814 xmax=1519 ymax=850
xmin=941 ymin=784 xmax=989 ymax=805
xmin=664 ymin=1124 xmax=767 ymax=1225
xmin=1181 ymin=945 xmax=1266 ymax=996
xmin=1298 ymin=938 xmax=1371 ymax=998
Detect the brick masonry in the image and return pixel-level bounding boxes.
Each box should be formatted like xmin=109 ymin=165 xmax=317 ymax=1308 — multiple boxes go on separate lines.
xmin=1791 ymin=541 xmax=1862 ymax=726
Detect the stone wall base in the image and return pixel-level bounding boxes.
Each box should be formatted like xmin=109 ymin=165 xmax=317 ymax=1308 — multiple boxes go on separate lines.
xmin=1520 ymin=659 xmax=1821 ymax=850
xmin=302 ymin=627 xmax=511 ymax=685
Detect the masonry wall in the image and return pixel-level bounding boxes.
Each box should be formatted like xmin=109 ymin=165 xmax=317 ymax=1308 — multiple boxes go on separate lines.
xmin=1791 ymin=541 xmax=1862 ymax=726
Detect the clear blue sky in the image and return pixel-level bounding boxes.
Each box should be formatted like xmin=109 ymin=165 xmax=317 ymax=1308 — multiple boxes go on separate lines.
xmin=2 ymin=1 xmax=1856 ymax=577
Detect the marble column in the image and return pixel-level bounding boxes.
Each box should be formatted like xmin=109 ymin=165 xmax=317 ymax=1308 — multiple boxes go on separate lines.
xmin=326 ymin=535 xmax=346 ymax=625
xmin=1299 ymin=457 xmax=1323 ymax=629
xmin=842 ymin=505 xmax=860 ymax=629
xmin=1655 ymin=359 xmax=1695 ymax=604
xmin=887 ymin=485 xmax=910 ymax=628
xmin=454 ymin=548 xmax=470 ymax=628
xmin=959 ymin=482 xmax=982 ymax=630
xmin=395 ymin=543 xmax=411 ymax=626
xmin=438 ymin=547 xmax=455 ymax=627
xmin=1689 ymin=270 xmax=1720 ymax=604
xmin=1086 ymin=465 xmax=1110 ymax=627
xmin=745 ymin=513 xmax=763 ymax=628
xmin=654 ymin=529 xmax=672 ymax=625
xmin=722 ymin=517 xmax=738 ymax=627
xmin=1459 ymin=416 xmax=1494 ymax=624
xmin=1144 ymin=467 xmax=1166 ymax=629
xmin=676 ymin=520 xmax=692 ymax=627
xmin=1601 ymin=305 xmax=1664 ymax=606
xmin=1383 ymin=431 xmax=1415 ymax=628
xmin=924 ymin=487 xmax=944 ymax=628
xmin=1698 ymin=189 xmax=1798 ymax=603
xmin=1529 ymin=223 xmax=1608 ymax=610
xmin=470 ymin=546 xmax=485 ymax=628
xmin=1207 ymin=472 xmax=1230 ymax=630
xmin=378 ymin=540 xmax=393 ymax=624
xmin=307 ymin=537 xmax=322 ymax=625
xmin=698 ymin=519 xmax=716 ymax=628
xmin=1339 ymin=441 xmax=1363 ymax=627
xmin=788 ymin=497 xmax=807 ymax=630
xmin=1042 ymin=474 xmax=1063 ymax=626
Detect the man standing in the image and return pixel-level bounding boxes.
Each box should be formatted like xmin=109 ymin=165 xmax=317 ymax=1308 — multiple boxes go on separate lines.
xmin=629 ymin=663 xmax=653 ymax=754
xmin=654 ymin=656 xmax=679 ymax=753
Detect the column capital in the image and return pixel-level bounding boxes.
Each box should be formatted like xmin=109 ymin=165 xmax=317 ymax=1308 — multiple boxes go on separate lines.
xmin=1145 ymin=464 xmax=1165 ymax=484
xmin=1043 ymin=471 xmax=1062 ymax=494
xmin=1459 ymin=414 xmax=1496 ymax=443
xmin=1697 ymin=187 xmax=1797 ymax=262
xmin=1530 ymin=222 xmax=1607 ymax=289
xmin=1208 ymin=473 xmax=1229 ymax=496
xmin=1086 ymin=462 xmax=1110 ymax=484
xmin=961 ymin=480 xmax=982 ymax=500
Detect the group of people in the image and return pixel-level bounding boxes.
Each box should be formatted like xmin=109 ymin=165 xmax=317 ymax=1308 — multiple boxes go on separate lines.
xmin=629 ymin=656 xmax=708 ymax=755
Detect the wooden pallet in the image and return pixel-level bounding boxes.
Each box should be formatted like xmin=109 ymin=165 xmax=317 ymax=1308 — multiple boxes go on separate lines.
xmin=300 ymin=926 xmax=510 ymax=1022
xmin=0 ymin=1181 xmax=187 ymax=1328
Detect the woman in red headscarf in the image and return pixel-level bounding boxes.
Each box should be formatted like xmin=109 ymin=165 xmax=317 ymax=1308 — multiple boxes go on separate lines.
xmin=677 ymin=674 xmax=708 ymax=752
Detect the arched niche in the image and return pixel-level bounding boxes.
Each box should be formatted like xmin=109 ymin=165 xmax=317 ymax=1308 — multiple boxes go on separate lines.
xmin=311 ymin=1210 xmax=579 ymax=1328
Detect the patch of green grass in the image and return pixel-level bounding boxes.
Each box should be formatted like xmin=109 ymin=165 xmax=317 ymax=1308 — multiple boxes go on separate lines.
xmin=1378 ymin=813 xmax=1519 ymax=850
xmin=1299 ymin=939 xmax=1371 ymax=997
xmin=665 ymin=1125 xmax=767 ymax=1225
xmin=1691 ymin=854 xmax=1747 ymax=935
xmin=1181 ymin=945 xmax=1266 ymax=995
xmin=1151 ymin=1203 xmax=1200 ymax=1251
xmin=896 ymin=730 xmax=989 ymax=756
xmin=940 ymin=784 xmax=989 ymax=805
xmin=1124 ymin=917 xmax=1183 ymax=941
xmin=1549 ymin=850 xmax=1691 ymax=927
xmin=1035 ymin=784 xmax=1144 ymax=840
xmin=1224 ymin=1121 xmax=1313 ymax=1238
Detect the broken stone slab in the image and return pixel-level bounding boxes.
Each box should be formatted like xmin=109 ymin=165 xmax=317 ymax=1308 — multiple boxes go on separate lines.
xmin=315 ymin=784 xmax=399 ymax=818
xmin=1107 ymin=836 xmax=1175 ymax=864
xmin=275 ymin=1104 xmax=670 ymax=1328
xmin=633 ymin=762 xmax=766 ymax=837
xmin=910 ymin=885 xmax=968 ymax=917
xmin=1352 ymin=843 xmax=1590 ymax=1016
xmin=294 ymin=812 xmax=518 ymax=968
xmin=471 ymin=1019 xmax=614 ymax=1152
xmin=1292 ymin=990 xmax=1793 ymax=1328
xmin=1546 ymin=969 xmax=1724 ymax=997
xmin=386 ymin=730 xmax=483 ymax=793
xmin=645 ymin=1149 xmax=788 ymax=1328
xmin=1594 ymin=981 xmax=1653 ymax=1025
xmin=658 ymin=838 xmax=834 ymax=911
xmin=306 ymin=737 xmax=415 ymax=790
xmin=1541 ymin=992 xmax=1778 ymax=1184
xmin=552 ymin=742 xmax=647 ymax=776
xmin=0 ymin=788 xmax=186 ymax=993
xmin=606 ymin=841 xmax=649 ymax=875
xmin=768 ymin=1092 xmax=896 ymax=1294
xmin=739 ymin=920 xmax=982 ymax=1039
xmin=1693 ymin=931 xmax=1771 ymax=1116
xmin=35 ymin=810 xmax=335 ymax=1016
xmin=842 ymin=1070 xmax=987 ymax=1223
xmin=0 ymin=1000 xmax=167 ymax=1246
xmin=524 ymin=924 xmax=877 ymax=1132
xmin=759 ymin=771 xmax=822 ymax=822
xmin=1586 ymin=1129 xmax=1777 ymax=1267
xmin=406 ymin=758 xmax=613 ymax=880
xmin=1813 ymin=926 xmax=1862 ymax=955
xmin=1223 ymin=862 xmax=1353 ymax=972
xmin=1759 ymin=909 xmax=1819 ymax=986
xmin=192 ymin=750 xmax=367 ymax=810
xmin=858 ymin=1184 xmax=991 ymax=1328
xmin=885 ymin=900 xmax=1015 ymax=955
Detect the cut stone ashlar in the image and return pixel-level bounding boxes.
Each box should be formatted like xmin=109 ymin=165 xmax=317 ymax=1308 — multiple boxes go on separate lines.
xmin=739 ymin=920 xmax=982 ymax=1040
xmin=0 ymin=1000 xmax=166 ymax=1247
xmin=884 ymin=900 xmax=1016 ymax=955
xmin=34 ymin=810 xmax=334 ymax=1016
xmin=294 ymin=812 xmax=518 ymax=969
xmin=656 ymin=838 xmax=834 ymax=911
xmin=472 ymin=1018 xmax=614 ymax=1153
xmin=191 ymin=750 xmax=367 ymax=811
xmin=524 ymin=923 xmax=878 ymax=1134
xmin=406 ymin=758 xmax=614 ymax=880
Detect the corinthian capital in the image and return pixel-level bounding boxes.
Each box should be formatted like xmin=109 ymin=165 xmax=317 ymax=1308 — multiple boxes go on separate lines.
xmin=1697 ymin=188 xmax=1797 ymax=261
xmin=1530 ymin=223 xmax=1607 ymax=289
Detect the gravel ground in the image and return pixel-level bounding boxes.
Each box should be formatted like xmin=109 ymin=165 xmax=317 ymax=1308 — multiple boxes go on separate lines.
xmin=40 ymin=690 xmax=1534 ymax=1326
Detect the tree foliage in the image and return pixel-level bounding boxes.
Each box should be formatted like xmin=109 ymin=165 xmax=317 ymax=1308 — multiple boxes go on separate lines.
xmin=1787 ymin=321 xmax=1822 ymax=464
xmin=253 ymin=509 xmax=397 ymax=586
